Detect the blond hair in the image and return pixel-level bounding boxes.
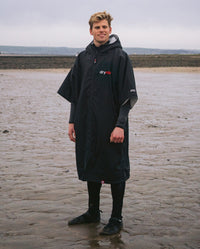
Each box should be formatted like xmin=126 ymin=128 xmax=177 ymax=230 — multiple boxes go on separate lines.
xmin=89 ymin=11 xmax=113 ymax=29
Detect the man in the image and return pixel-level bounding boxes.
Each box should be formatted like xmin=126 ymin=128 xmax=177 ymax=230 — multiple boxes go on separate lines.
xmin=58 ymin=11 xmax=138 ymax=235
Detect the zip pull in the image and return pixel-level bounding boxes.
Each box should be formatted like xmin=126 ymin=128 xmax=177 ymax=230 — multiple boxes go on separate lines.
xmin=94 ymin=58 xmax=97 ymax=64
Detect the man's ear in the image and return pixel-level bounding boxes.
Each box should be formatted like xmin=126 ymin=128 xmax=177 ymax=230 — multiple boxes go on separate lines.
xmin=89 ymin=28 xmax=93 ymax=36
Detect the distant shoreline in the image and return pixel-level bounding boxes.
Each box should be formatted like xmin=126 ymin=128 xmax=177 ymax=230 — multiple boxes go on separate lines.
xmin=0 ymin=54 xmax=200 ymax=69
xmin=1 ymin=67 xmax=200 ymax=74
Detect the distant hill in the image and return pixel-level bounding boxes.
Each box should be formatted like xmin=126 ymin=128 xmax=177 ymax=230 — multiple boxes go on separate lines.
xmin=124 ymin=47 xmax=200 ymax=55
xmin=0 ymin=46 xmax=82 ymax=56
xmin=0 ymin=45 xmax=200 ymax=55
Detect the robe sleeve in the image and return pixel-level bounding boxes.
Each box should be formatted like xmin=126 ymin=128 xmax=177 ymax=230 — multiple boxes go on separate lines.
xmin=118 ymin=53 xmax=138 ymax=108
xmin=115 ymin=100 xmax=130 ymax=129
xmin=69 ymin=103 xmax=76 ymax=123
xmin=57 ymin=56 xmax=80 ymax=103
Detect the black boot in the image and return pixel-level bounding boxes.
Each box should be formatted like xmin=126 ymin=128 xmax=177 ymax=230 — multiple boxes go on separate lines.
xmin=68 ymin=210 xmax=101 ymax=225
xmin=100 ymin=217 xmax=123 ymax=235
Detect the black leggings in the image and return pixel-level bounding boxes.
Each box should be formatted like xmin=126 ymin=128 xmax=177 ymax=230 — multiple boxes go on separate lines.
xmin=87 ymin=181 xmax=126 ymax=219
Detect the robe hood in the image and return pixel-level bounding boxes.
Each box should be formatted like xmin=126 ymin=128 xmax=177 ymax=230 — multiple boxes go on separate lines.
xmin=86 ymin=34 xmax=122 ymax=53
xmin=58 ymin=33 xmax=138 ymax=108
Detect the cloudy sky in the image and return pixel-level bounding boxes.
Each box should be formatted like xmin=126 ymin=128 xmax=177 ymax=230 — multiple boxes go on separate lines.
xmin=1 ymin=0 xmax=200 ymax=49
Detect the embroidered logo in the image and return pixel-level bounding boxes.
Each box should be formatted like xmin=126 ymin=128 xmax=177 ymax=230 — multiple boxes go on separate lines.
xmin=99 ymin=70 xmax=112 ymax=75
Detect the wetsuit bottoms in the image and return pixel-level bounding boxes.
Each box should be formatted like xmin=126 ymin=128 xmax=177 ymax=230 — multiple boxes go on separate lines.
xmin=87 ymin=181 xmax=125 ymax=219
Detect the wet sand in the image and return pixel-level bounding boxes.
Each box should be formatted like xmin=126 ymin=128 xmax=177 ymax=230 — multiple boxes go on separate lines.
xmin=0 ymin=68 xmax=200 ymax=248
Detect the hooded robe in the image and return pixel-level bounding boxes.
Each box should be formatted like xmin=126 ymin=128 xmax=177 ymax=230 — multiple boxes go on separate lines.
xmin=58 ymin=34 xmax=138 ymax=183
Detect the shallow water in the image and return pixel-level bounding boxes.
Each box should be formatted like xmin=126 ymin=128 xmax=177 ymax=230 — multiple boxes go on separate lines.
xmin=0 ymin=69 xmax=200 ymax=248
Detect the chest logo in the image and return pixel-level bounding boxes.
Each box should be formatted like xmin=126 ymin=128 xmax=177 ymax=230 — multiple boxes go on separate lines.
xmin=99 ymin=70 xmax=112 ymax=75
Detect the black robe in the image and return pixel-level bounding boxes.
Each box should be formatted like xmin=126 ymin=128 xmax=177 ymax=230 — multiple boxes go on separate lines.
xmin=58 ymin=34 xmax=138 ymax=183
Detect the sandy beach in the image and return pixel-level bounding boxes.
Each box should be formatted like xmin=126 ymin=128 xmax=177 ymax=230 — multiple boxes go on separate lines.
xmin=0 ymin=67 xmax=200 ymax=249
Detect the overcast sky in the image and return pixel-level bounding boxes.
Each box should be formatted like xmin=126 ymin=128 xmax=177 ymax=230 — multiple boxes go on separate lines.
xmin=1 ymin=0 xmax=200 ymax=49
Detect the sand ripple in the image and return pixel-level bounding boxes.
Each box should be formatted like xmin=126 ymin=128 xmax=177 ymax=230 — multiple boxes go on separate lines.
xmin=0 ymin=69 xmax=200 ymax=248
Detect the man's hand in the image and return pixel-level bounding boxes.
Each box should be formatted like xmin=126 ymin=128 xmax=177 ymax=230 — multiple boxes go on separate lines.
xmin=110 ymin=127 xmax=124 ymax=143
xmin=68 ymin=123 xmax=76 ymax=142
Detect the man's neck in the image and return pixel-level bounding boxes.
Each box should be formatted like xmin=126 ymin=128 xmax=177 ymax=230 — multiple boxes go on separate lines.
xmin=93 ymin=39 xmax=109 ymax=47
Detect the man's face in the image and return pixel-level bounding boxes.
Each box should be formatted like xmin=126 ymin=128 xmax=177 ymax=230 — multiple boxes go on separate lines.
xmin=90 ymin=19 xmax=112 ymax=47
